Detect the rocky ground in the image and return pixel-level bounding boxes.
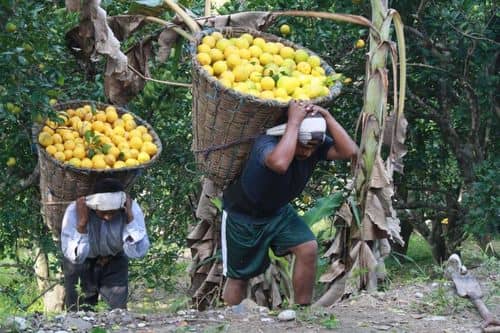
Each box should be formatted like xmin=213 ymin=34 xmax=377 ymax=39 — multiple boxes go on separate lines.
xmin=2 ymin=258 xmax=498 ymax=333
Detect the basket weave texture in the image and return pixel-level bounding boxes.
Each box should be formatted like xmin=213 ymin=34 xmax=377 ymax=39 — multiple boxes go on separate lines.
xmin=191 ymin=27 xmax=341 ymax=189
xmin=34 ymin=100 xmax=162 ymax=238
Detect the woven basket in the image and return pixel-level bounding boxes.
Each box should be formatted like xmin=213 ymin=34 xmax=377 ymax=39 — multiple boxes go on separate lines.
xmin=191 ymin=26 xmax=341 ymax=189
xmin=34 ymin=100 xmax=162 ymax=238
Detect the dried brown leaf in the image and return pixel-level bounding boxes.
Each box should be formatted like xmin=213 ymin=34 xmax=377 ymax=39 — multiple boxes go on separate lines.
xmin=89 ymin=1 xmax=128 ymax=76
xmin=319 ymin=259 xmax=345 ymax=283
xmin=313 ymin=274 xmax=348 ymax=307
xmin=336 ymin=202 xmax=353 ymax=226
xmin=391 ymin=113 xmax=408 ymax=174
xmin=196 ymin=177 xmax=222 ymax=221
xmin=104 ymin=39 xmax=152 ymax=105
xmin=323 ymin=231 xmax=343 ymax=258
xmin=370 ymin=156 xmax=391 ymax=189
xmin=157 ymin=28 xmax=179 ymax=63
xmin=206 ymin=262 xmax=222 ymax=283
xmin=362 ymin=191 xmax=389 ymax=240
xmin=197 ymin=11 xmax=276 ymax=30
xmin=187 ymin=219 xmax=210 ymax=242
xmin=107 ymin=15 xmax=146 ymax=41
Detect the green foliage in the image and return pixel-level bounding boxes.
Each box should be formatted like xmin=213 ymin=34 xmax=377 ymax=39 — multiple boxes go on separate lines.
xmin=416 ymin=282 xmax=471 ymax=316
xmin=0 ymin=0 xmax=103 ymax=261
xmin=462 ymin=158 xmax=500 ymax=241
xmin=386 ymin=233 xmax=435 ymax=282
xmin=390 ymin=0 xmax=499 ymax=259
xmin=302 ymin=192 xmax=344 ymax=227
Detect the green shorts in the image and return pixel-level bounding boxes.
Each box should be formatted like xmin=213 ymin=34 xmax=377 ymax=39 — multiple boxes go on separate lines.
xmin=221 ymin=204 xmax=316 ymax=280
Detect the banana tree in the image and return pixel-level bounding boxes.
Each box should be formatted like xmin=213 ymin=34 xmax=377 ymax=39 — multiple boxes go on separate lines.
xmin=315 ymin=0 xmax=407 ymax=306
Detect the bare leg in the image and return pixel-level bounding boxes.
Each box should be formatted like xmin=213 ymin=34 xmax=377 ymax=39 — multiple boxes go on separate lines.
xmin=223 ymin=278 xmax=248 ymax=305
xmin=289 ymin=240 xmax=318 ymax=305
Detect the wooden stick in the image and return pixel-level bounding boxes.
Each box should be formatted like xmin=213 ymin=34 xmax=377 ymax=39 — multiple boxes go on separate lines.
xmin=128 ymin=65 xmax=192 ymax=88
xmin=144 ymin=16 xmax=194 ymax=41
xmin=164 ymin=0 xmax=201 ymax=33
xmin=204 ymin=0 xmax=211 ymax=17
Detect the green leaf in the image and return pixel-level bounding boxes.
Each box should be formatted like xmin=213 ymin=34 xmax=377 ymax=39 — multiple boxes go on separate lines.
xmin=129 ymin=0 xmax=165 ymax=16
xmin=210 ymin=197 xmax=222 ymax=211
xmin=268 ymin=248 xmax=290 ymax=274
xmin=135 ymin=0 xmax=163 ymax=6
xmin=348 ymin=196 xmax=361 ymax=227
xmin=302 ymin=192 xmax=344 ymax=226
xmin=101 ymin=143 xmax=111 ymax=154
xmin=17 ymin=55 xmax=28 ymax=65
xmin=88 ymin=148 xmax=95 ymax=159
xmin=84 ymin=130 xmax=93 ymax=142
xmin=321 ymin=314 xmax=340 ymax=329
xmin=118 ymin=152 xmax=125 ymax=161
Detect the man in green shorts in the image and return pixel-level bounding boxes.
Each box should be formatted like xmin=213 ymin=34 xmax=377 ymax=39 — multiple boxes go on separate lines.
xmin=222 ymin=100 xmax=358 ymax=306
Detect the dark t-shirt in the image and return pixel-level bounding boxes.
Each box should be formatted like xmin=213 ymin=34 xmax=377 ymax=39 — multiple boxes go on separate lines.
xmin=223 ymin=135 xmax=333 ymax=217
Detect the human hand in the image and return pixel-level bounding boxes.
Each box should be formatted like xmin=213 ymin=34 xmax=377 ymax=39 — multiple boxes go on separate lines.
xmin=124 ymin=194 xmax=134 ymax=224
xmin=308 ymin=104 xmax=333 ymax=119
xmin=287 ymin=100 xmax=311 ymax=126
xmin=76 ymin=196 xmax=89 ymax=233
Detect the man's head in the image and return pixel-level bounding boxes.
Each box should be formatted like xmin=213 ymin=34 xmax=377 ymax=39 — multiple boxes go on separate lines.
xmin=266 ymin=112 xmax=326 ymax=160
xmin=295 ymin=140 xmax=320 ymax=160
xmin=87 ymin=178 xmax=126 ymax=221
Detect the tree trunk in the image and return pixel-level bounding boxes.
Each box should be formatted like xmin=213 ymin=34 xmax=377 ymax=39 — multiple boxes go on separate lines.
xmin=34 ymin=246 xmax=65 ymax=312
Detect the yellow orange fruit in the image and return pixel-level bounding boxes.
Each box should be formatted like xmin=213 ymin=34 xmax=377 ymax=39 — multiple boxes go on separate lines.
xmin=202 ymin=35 xmax=216 ymax=48
xmin=137 ymin=152 xmax=150 ymax=163
xmin=197 ymin=53 xmax=211 ymax=66
xmin=81 ymin=158 xmax=93 ymax=168
xmin=141 ymin=142 xmax=158 ymax=156
xmin=113 ymin=161 xmax=126 ymax=169
xmin=280 ymin=24 xmax=291 ymax=36
xmin=54 ymin=151 xmax=66 ymax=162
xmin=39 ymin=132 xmax=53 ymax=147
xmin=129 ymin=137 xmax=143 ymax=150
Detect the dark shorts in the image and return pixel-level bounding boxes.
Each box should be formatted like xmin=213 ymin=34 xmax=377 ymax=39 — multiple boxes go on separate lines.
xmin=63 ymin=253 xmax=129 ymax=311
xmin=221 ymin=204 xmax=316 ymax=280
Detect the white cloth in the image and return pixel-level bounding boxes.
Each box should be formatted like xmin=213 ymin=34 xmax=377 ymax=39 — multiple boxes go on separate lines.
xmin=85 ymin=191 xmax=126 ymax=211
xmin=266 ymin=116 xmax=326 ymax=145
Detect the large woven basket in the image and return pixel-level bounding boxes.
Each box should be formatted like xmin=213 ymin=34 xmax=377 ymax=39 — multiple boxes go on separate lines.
xmin=191 ymin=26 xmax=342 ymax=189
xmin=34 ymin=100 xmax=162 ymax=238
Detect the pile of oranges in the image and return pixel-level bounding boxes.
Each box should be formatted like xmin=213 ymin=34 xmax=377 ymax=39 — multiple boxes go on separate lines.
xmin=38 ymin=104 xmax=159 ymax=169
xmin=196 ymin=31 xmax=341 ymax=102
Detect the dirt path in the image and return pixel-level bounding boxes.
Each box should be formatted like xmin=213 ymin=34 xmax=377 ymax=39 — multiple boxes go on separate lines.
xmin=3 ymin=260 xmax=498 ymax=332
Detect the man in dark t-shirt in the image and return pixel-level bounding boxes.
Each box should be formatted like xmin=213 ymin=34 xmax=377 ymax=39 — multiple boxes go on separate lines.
xmin=221 ymin=100 xmax=358 ymax=306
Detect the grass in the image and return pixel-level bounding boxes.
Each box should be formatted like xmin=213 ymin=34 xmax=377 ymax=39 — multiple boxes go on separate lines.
xmin=385 ymin=232 xmax=436 ymax=283
xmin=0 ymin=259 xmax=44 ymax=325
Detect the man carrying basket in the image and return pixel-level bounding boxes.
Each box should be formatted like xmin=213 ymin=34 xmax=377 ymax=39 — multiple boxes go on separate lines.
xmin=222 ymin=101 xmax=358 ymax=306
xmin=61 ymin=178 xmax=150 ymax=310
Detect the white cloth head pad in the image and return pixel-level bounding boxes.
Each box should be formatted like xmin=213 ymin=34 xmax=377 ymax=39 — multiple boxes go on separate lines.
xmin=85 ymin=191 xmax=126 ymax=211
xmin=266 ymin=116 xmax=326 ymax=145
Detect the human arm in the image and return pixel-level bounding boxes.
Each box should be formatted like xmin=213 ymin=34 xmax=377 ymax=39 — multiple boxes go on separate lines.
xmin=60 ymin=201 xmax=90 ymax=264
xmin=265 ymin=101 xmax=311 ymax=174
xmin=122 ymin=199 xmax=150 ymax=259
xmin=310 ymin=105 xmax=358 ymax=161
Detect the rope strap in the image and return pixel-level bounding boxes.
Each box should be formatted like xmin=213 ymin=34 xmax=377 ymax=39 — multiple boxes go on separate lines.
xmin=193 ymin=134 xmax=261 ymax=159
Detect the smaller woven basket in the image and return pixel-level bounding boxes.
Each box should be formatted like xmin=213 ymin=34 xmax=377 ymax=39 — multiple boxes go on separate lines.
xmin=191 ymin=26 xmax=342 ymax=189
xmin=34 ymin=100 xmax=162 ymax=238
